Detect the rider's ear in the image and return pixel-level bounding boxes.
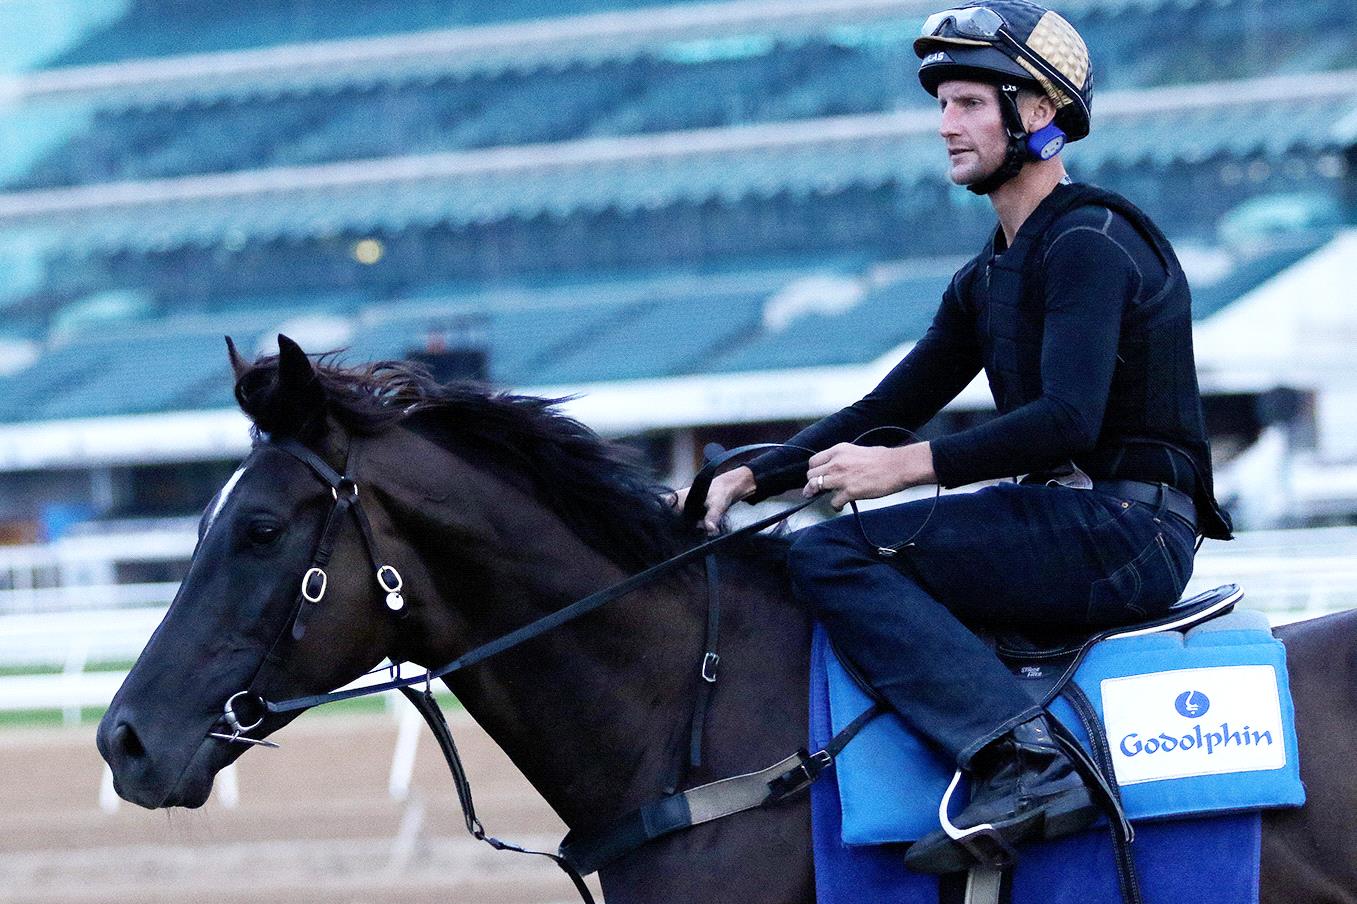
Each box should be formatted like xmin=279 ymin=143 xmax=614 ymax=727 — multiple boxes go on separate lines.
xmin=1023 ymin=91 xmax=1057 ymax=134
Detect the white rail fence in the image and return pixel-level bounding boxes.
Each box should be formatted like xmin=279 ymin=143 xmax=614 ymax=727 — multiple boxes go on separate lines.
xmin=2 ymin=526 xmax=1354 ymax=813
xmin=0 ymin=613 xmax=448 ymax=814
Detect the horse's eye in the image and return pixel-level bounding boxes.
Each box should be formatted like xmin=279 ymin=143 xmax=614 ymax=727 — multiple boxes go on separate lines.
xmin=246 ymin=521 xmax=282 ymax=546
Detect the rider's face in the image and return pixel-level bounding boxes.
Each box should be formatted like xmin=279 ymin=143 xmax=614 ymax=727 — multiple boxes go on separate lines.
xmin=936 ymin=80 xmax=1008 ymax=186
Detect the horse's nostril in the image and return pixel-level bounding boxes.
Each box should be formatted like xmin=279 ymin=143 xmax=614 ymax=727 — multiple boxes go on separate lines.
xmin=115 ymin=721 xmax=147 ymax=759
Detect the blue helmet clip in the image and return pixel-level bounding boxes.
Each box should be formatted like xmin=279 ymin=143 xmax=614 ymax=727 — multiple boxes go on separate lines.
xmin=1027 ymin=122 xmax=1066 ymax=160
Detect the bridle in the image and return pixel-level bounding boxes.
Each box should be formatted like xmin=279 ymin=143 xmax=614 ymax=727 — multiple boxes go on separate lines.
xmin=206 ymin=437 xmax=876 ymax=904
xmin=210 ymin=435 xmax=408 ymax=749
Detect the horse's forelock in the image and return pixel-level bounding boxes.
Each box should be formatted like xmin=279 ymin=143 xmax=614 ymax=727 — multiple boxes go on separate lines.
xmin=232 ymin=352 xmax=690 ymax=570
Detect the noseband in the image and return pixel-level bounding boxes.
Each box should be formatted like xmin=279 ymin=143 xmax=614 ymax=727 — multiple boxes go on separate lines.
xmin=209 ymin=435 xmax=407 ymax=749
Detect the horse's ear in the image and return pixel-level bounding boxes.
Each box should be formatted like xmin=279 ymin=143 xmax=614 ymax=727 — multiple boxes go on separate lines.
xmin=272 ymin=334 xmax=326 ymax=431
xmin=277 ymin=334 xmax=317 ymax=392
xmin=225 ymin=335 xmax=250 ymax=380
xmin=235 ymin=334 xmax=328 ymax=437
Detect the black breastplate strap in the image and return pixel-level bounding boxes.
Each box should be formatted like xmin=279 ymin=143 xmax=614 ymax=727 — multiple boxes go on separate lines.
xmin=559 ymin=702 xmax=881 ymax=877
xmin=399 ymin=685 xmax=599 ymax=904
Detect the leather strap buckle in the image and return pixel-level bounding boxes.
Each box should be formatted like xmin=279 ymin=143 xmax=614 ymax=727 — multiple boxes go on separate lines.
xmin=766 ymin=748 xmax=833 ymax=801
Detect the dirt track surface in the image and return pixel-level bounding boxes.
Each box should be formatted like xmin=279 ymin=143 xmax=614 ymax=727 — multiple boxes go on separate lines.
xmin=0 ymin=710 xmax=604 ymax=904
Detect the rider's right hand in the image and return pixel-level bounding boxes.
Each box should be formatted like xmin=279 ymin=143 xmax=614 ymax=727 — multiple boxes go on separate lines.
xmin=671 ymin=465 xmax=757 ymax=536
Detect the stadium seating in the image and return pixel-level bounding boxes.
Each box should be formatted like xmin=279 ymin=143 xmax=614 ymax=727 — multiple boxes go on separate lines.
xmin=705 ymin=267 xmax=954 ymax=373
xmin=0 ymin=0 xmax=1349 ymax=425
xmin=0 ymin=230 xmax=1329 ymax=424
xmin=45 ymin=0 xmax=717 ymax=66
xmin=9 ymin=2 xmax=1353 ymax=190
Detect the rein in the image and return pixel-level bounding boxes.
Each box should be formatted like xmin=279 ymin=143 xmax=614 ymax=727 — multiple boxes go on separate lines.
xmin=217 ymin=437 xmax=878 ymax=903
xmin=264 ymin=443 xmax=817 ymax=713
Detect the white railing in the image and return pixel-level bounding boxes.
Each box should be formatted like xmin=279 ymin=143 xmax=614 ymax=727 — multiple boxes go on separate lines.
xmin=0 ymin=581 xmax=180 ymax=615
xmin=3 ymin=526 xmax=1355 ymax=716
xmin=2 ymin=524 xmax=1352 ymax=816
xmin=0 ymin=518 xmax=196 ymax=615
xmin=0 ymin=642 xmax=452 ymax=814
xmin=0 ymin=606 xmax=161 ymax=665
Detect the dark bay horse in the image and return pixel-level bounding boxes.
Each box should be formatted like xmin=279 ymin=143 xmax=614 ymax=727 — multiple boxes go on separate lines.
xmin=98 ymin=337 xmax=1357 ymax=904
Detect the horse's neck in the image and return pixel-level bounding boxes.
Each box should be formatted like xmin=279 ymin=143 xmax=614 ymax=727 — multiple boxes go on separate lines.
xmin=386 ymin=455 xmax=806 ymax=830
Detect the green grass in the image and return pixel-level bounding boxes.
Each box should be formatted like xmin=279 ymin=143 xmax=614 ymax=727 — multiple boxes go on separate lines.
xmin=0 ymin=706 xmax=108 ymax=728
xmin=0 ymin=658 xmax=462 ymax=729
xmin=0 ymin=659 xmax=137 ymax=677
xmin=0 ymin=689 xmax=459 ymax=729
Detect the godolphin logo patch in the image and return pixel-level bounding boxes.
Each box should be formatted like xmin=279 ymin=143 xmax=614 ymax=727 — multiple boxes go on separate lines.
xmin=1101 ymin=665 xmax=1287 ymax=784
xmin=1174 ymin=690 xmax=1210 ymax=719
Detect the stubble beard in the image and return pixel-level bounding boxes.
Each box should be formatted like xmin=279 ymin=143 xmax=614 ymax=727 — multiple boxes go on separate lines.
xmin=949 ymin=153 xmax=988 ymax=187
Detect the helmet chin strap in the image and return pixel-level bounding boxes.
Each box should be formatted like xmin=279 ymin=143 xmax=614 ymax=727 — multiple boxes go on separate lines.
xmin=967 ymin=84 xmax=1029 ymax=197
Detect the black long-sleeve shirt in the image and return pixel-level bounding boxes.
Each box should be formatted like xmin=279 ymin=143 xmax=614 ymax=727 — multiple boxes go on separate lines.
xmin=748 ymin=198 xmax=1169 ymax=500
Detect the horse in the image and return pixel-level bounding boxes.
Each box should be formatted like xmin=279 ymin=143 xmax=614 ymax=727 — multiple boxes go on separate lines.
xmin=98 ymin=336 xmax=1357 ymax=904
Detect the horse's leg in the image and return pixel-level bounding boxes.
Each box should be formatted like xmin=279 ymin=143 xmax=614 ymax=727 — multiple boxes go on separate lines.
xmin=600 ymin=797 xmax=815 ymax=904
xmin=1261 ymin=613 xmax=1357 ymax=904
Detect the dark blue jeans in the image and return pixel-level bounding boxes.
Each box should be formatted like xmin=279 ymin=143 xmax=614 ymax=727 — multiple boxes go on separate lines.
xmin=788 ymin=482 xmax=1195 ymax=766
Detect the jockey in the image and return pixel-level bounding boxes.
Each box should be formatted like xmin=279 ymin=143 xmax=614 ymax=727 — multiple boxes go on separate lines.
xmin=678 ymin=0 xmax=1232 ymax=873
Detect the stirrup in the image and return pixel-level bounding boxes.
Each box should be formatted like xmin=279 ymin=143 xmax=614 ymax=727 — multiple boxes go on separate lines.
xmin=938 ymin=768 xmax=1018 ymax=869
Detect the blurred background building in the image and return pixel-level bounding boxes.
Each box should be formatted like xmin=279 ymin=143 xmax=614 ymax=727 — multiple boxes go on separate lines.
xmin=0 ymin=0 xmax=1354 ymax=635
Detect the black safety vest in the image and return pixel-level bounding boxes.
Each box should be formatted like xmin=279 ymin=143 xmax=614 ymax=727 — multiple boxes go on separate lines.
xmin=961 ymin=183 xmax=1233 ymax=540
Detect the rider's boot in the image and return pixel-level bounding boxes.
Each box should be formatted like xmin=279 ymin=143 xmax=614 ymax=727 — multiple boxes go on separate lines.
xmin=903 ymin=713 xmax=1100 ymax=874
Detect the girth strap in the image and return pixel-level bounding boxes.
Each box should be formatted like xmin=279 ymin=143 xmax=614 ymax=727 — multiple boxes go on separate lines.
xmin=558 ymin=703 xmax=881 ymax=877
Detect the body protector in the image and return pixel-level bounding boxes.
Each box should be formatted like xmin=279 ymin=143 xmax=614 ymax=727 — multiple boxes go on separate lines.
xmin=959 ymin=182 xmax=1232 ymax=539
xmin=916 ymin=1 xmax=1093 ymax=195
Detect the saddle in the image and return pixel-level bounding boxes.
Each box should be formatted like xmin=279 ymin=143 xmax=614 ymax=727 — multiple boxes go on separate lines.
xmin=823 ymin=583 xmax=1302 ymax=845
xmin=830 ymin=583 xmax=1244 ymax=747
xmin=990 ymin=583 xmax=1244 ymax=701
xmin=813 ymin=586 xmax=1303 ymax=904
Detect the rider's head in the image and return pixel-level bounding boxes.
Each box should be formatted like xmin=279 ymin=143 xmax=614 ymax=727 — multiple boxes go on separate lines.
xmin=915 ymin=1 xmax=1093 ymax=195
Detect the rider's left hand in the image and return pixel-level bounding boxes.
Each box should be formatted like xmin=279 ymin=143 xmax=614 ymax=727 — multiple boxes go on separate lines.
xmin=803 ymin=442 xmax=936 ymax=511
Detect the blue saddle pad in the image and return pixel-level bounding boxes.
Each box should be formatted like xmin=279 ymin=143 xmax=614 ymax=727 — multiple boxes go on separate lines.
xmin=808 ymin=624 xmax=1272 ymax=904
xmin=821 ymin=610 xmax=1303 ymax=845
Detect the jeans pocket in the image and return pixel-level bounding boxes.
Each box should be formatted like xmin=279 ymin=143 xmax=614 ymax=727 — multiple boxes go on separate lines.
xmin=1086 ymin=534 xmax=1163 ymax=625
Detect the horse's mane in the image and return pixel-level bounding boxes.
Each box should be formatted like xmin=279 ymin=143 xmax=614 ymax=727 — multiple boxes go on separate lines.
xmin=235 ymin=352 xmax=788 ymax=573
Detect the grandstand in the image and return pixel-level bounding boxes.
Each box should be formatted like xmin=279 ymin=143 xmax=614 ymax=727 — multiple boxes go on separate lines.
xmin=0 ymin=0 xmax=1354 ymax=612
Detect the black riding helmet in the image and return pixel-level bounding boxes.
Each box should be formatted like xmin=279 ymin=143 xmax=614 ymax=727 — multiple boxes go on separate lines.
xmin=916 ymin=1 xmax=1093 ymax=193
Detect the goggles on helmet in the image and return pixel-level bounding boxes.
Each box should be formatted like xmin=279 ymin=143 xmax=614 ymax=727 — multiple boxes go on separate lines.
xmin=920 ymin=6 xmax=1006 ymax=42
